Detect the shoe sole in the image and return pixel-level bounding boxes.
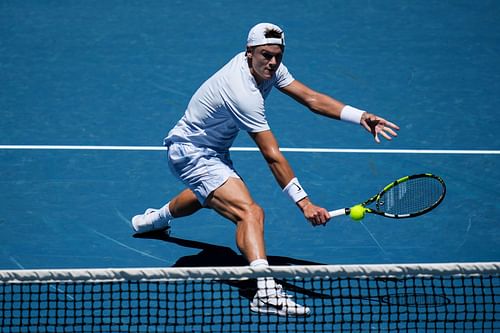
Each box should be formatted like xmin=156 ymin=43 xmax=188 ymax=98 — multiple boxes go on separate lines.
xmin=250 ymin=304 xmax=310 ymax=317
xmin=132 ymin=223 xmax=171 ymax=236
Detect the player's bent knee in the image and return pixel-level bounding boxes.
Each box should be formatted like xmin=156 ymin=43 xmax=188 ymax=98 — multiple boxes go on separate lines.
xmin=241 ymin=203 xmax=264 ymax=226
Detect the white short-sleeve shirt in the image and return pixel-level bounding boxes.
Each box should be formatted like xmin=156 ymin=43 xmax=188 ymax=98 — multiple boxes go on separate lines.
xmin=164 ymin=52 xmax=295 ymax=151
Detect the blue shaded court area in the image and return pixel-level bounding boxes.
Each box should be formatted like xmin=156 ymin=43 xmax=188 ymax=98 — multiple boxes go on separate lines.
xmin=1 ymin=1 xmax=499 ymax=332
xmin=1 ymin=0 xmax=499 ymax=289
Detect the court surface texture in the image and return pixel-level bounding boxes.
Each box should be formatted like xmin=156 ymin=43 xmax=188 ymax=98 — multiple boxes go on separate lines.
xmin=1 ymin=1 xmax=499 ymax=271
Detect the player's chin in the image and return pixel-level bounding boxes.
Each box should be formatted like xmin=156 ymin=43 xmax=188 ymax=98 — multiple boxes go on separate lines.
xmin=263 ymin=69 xmax=275 ymax=79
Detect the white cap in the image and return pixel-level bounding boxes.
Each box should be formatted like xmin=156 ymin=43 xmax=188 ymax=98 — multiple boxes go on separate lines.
xmin=246 ymin=23 xmax=285 ymax=47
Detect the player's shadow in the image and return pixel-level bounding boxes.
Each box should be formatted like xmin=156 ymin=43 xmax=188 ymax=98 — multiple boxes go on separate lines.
xmin=134 ymin=231 xmax=325 ymax=300
xmin=133 ymin=232 xmax=451 ymax=310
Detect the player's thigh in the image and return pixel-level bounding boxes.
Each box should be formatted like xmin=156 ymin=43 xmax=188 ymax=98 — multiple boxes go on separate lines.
xmin=206 ymin=177 xmax=263 ymax=223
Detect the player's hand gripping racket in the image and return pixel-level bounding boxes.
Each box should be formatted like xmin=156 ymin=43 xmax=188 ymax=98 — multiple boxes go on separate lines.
xmin=329 ymin=173 xmax=446 ymax=220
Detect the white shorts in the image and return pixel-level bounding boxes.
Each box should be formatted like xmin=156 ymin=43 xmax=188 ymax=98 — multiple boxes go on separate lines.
xmin=167 ymin=142 xmax=241 ymax=205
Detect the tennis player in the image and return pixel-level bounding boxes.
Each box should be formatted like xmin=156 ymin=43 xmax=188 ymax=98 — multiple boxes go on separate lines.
xmin=132 ymin=23 xmax=399 ymax=316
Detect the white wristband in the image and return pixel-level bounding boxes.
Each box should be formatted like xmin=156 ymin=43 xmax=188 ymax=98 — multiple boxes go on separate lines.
xmin=340 ymin=105 xmax=365 ymax=124
xmin=283 ymin=177 xmax=308 ymax=203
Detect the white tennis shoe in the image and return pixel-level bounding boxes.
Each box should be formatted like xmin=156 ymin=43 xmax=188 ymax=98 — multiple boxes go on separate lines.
xmin=250 ymin=284 xmax=310 ymax=317
xmin=132 ymin=208 xmax=171 ymax=234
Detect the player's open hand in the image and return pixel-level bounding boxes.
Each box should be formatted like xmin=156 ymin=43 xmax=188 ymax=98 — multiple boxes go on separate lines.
xmin=361 ymin=112 xmax=400 ymax=143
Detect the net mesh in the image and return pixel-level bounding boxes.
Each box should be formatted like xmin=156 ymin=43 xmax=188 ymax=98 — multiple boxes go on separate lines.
xmin=378 ymin=176 xmax=444 ymax=215
xmin=1 ymin=263 xmax=498 ymax=332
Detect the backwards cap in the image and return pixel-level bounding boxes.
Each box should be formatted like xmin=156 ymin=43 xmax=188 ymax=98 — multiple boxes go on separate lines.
xmin=247 ymin=23 xmax=285 ymax=47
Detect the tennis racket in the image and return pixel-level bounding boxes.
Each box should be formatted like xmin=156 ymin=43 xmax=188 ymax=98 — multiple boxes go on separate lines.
xmin=329 ymin=173 xmax=446 ymax=219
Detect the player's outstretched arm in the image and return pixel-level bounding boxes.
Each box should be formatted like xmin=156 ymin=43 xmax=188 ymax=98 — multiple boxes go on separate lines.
xmin=279 ymin=80 xmax=344 ymax=119
xmin=280 ymin=80 xmax=400 ymax=143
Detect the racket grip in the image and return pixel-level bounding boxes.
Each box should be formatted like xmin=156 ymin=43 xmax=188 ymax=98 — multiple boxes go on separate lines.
xmin=328 ymin=208 xmax=349 ymax=218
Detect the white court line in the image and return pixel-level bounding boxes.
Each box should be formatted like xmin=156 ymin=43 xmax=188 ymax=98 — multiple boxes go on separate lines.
xmin=0 ymin=145 xmax=499 ymax=154
xmin=0 ymin=145 xmax=168 ymax=151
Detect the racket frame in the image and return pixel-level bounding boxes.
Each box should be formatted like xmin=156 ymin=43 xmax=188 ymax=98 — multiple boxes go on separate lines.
xmin=329 ymin=173 xmax=446 ymax=219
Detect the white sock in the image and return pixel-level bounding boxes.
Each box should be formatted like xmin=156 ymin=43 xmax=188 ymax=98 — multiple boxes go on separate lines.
xmin=159 ymin=202 xmax=173 ymax=220
xmin=250 ymin=259 xmax=276 ymax=294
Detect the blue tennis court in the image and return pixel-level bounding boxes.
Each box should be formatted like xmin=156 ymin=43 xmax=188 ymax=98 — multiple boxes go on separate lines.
xmin=0 ymin=1 xmax=499 ymax=331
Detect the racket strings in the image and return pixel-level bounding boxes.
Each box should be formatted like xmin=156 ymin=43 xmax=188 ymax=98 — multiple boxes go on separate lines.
xmin=377 ymin=177 xmax=444 ymax=215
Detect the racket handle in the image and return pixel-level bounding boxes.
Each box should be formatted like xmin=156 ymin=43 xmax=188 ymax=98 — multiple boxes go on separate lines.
xmin=328 ymin=208 xmax=349 ymax=218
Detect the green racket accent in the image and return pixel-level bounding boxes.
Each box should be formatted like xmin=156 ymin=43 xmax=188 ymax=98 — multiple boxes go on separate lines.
xmin=328 ymin=174 xmax=446 ymax=220
xmin=364 ymin=174 xmax=446 ymax=218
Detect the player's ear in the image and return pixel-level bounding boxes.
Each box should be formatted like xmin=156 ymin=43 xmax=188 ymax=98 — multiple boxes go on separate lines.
xmin=245 ymin=46 xmax=253 ymax=58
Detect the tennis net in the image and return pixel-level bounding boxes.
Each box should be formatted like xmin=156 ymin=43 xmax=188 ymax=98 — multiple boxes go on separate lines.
xmin=1 ymin=262 xmax=498 ymax=332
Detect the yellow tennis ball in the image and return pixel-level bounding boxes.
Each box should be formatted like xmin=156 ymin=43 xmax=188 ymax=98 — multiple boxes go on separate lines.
xmin=349 ymin=205 xmax=365 ymax=221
